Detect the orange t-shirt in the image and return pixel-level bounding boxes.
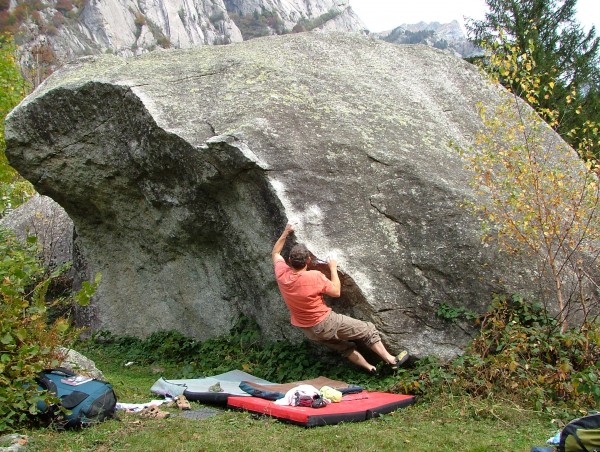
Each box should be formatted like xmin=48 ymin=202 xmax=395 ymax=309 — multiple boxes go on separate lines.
xmin=274 ymin=257 xmax=333 ymax=327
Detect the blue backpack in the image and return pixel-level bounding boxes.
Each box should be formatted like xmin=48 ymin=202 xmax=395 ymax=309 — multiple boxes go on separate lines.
xmin=36 ymin=368 xmax=117 ymax=428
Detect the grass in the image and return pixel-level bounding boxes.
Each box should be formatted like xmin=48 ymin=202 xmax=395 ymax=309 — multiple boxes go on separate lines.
xmin=21 ymin=347 xmax=559 ymax=451
xmin=24 ymin=405 xmax=554 ymax=451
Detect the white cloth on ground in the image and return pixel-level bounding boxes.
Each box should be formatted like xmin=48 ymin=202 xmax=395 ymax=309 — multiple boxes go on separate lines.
xmin=273 ymin=385 xmax=320 ymax=406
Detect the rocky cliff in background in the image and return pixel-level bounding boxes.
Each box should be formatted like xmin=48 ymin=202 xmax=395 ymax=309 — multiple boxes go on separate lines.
xmin=5 ymin=32 xmax=576 ymax=360
xmin=6 ymin=0 xmax=365 ymax=82
xmin=4 ymin=0 xmax=481 ymax=85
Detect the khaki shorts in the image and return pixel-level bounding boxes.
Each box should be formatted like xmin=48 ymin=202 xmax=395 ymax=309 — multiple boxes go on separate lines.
xmin=300 ymin=311 xmax=381 ymax=357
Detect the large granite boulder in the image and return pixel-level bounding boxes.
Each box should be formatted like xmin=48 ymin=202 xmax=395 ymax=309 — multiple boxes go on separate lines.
xmin=4 ymin=32 xmax=574 ymax=360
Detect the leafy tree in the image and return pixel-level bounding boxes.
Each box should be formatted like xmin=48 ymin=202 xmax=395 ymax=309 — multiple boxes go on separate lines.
xmin=397 ymin=294 xmax=600 ymax=413
xmin=0 ymin=33 xmax=34 ymax=217
xmin=467 ymin=0 xmax=600 ymax=156
xmin=458 ymin=34 xmax=600 ymax=331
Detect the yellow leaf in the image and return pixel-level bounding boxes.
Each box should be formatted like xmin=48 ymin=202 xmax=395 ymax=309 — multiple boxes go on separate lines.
xmin=559 ymin=362 xmax=571 ymax=373
xmin=54 ymin=319 xmax=69 ymax=333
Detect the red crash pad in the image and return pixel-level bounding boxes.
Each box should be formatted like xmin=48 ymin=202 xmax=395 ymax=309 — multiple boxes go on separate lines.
xmin=227 ymin=391 xmax=415 ymax=427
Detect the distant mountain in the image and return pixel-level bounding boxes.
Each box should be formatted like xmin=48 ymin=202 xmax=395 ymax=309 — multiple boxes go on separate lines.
xmin=376 ymin=20 xmax=482 ymax=59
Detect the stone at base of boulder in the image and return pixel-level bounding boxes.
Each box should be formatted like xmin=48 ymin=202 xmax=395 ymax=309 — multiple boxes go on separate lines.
xmin=0 ymin=434 xmax=28 ymax=451
xmin=56 ymin=347 xmax=105 ymax=380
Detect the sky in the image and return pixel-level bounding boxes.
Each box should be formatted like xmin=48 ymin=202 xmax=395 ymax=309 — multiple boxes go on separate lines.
xmin=349 ymin=0 xmax=599 ymax=34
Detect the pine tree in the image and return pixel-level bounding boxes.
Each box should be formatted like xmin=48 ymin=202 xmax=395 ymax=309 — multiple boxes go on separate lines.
xmin=467 ymin=0 xmax=600 ymax=157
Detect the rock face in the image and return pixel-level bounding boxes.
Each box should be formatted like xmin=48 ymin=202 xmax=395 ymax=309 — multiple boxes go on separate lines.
xmin=377 ymin=21 xmax=481 ymax=58
xmin=0 ymin=194 xmax=73 ymax=272
xmin=20 ymin=0 xmax=243 ymax=68
xmin=223 ymin=0 xmax=365 ymax=33
xmin=15 ymin=0 xmax=364 ymax=74
xmin=4 ymin=32 xmax=573 ymax=360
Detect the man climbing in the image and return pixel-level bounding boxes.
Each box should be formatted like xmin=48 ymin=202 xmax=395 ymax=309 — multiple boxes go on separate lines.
xmin=272 ymin=223 xmax=409 ymax=374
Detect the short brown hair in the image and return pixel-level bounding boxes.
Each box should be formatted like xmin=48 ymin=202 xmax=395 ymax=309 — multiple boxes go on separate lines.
xmin=289 ymin=243 xmax=310 ymax=269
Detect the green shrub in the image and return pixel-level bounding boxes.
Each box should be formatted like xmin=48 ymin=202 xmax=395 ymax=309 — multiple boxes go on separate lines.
xmin=55 ymin=0 xmax=73 ymax=14
xmin=81 ymin=315 xmax=378 ymax=385
xmin=228 ymin=12 xmax=271 ymax=40
xmin=144 ymin=19 xmax=170 ymax=48
xmin=133 ymin=11 xmax=146 ymax=27
xmin=0 ymin=228 xmax=94 ymax=433
xmin=395 ymin=294 xmax=600 ymax=417
xmin=465 ymin=295 xmax=599 ymax=410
